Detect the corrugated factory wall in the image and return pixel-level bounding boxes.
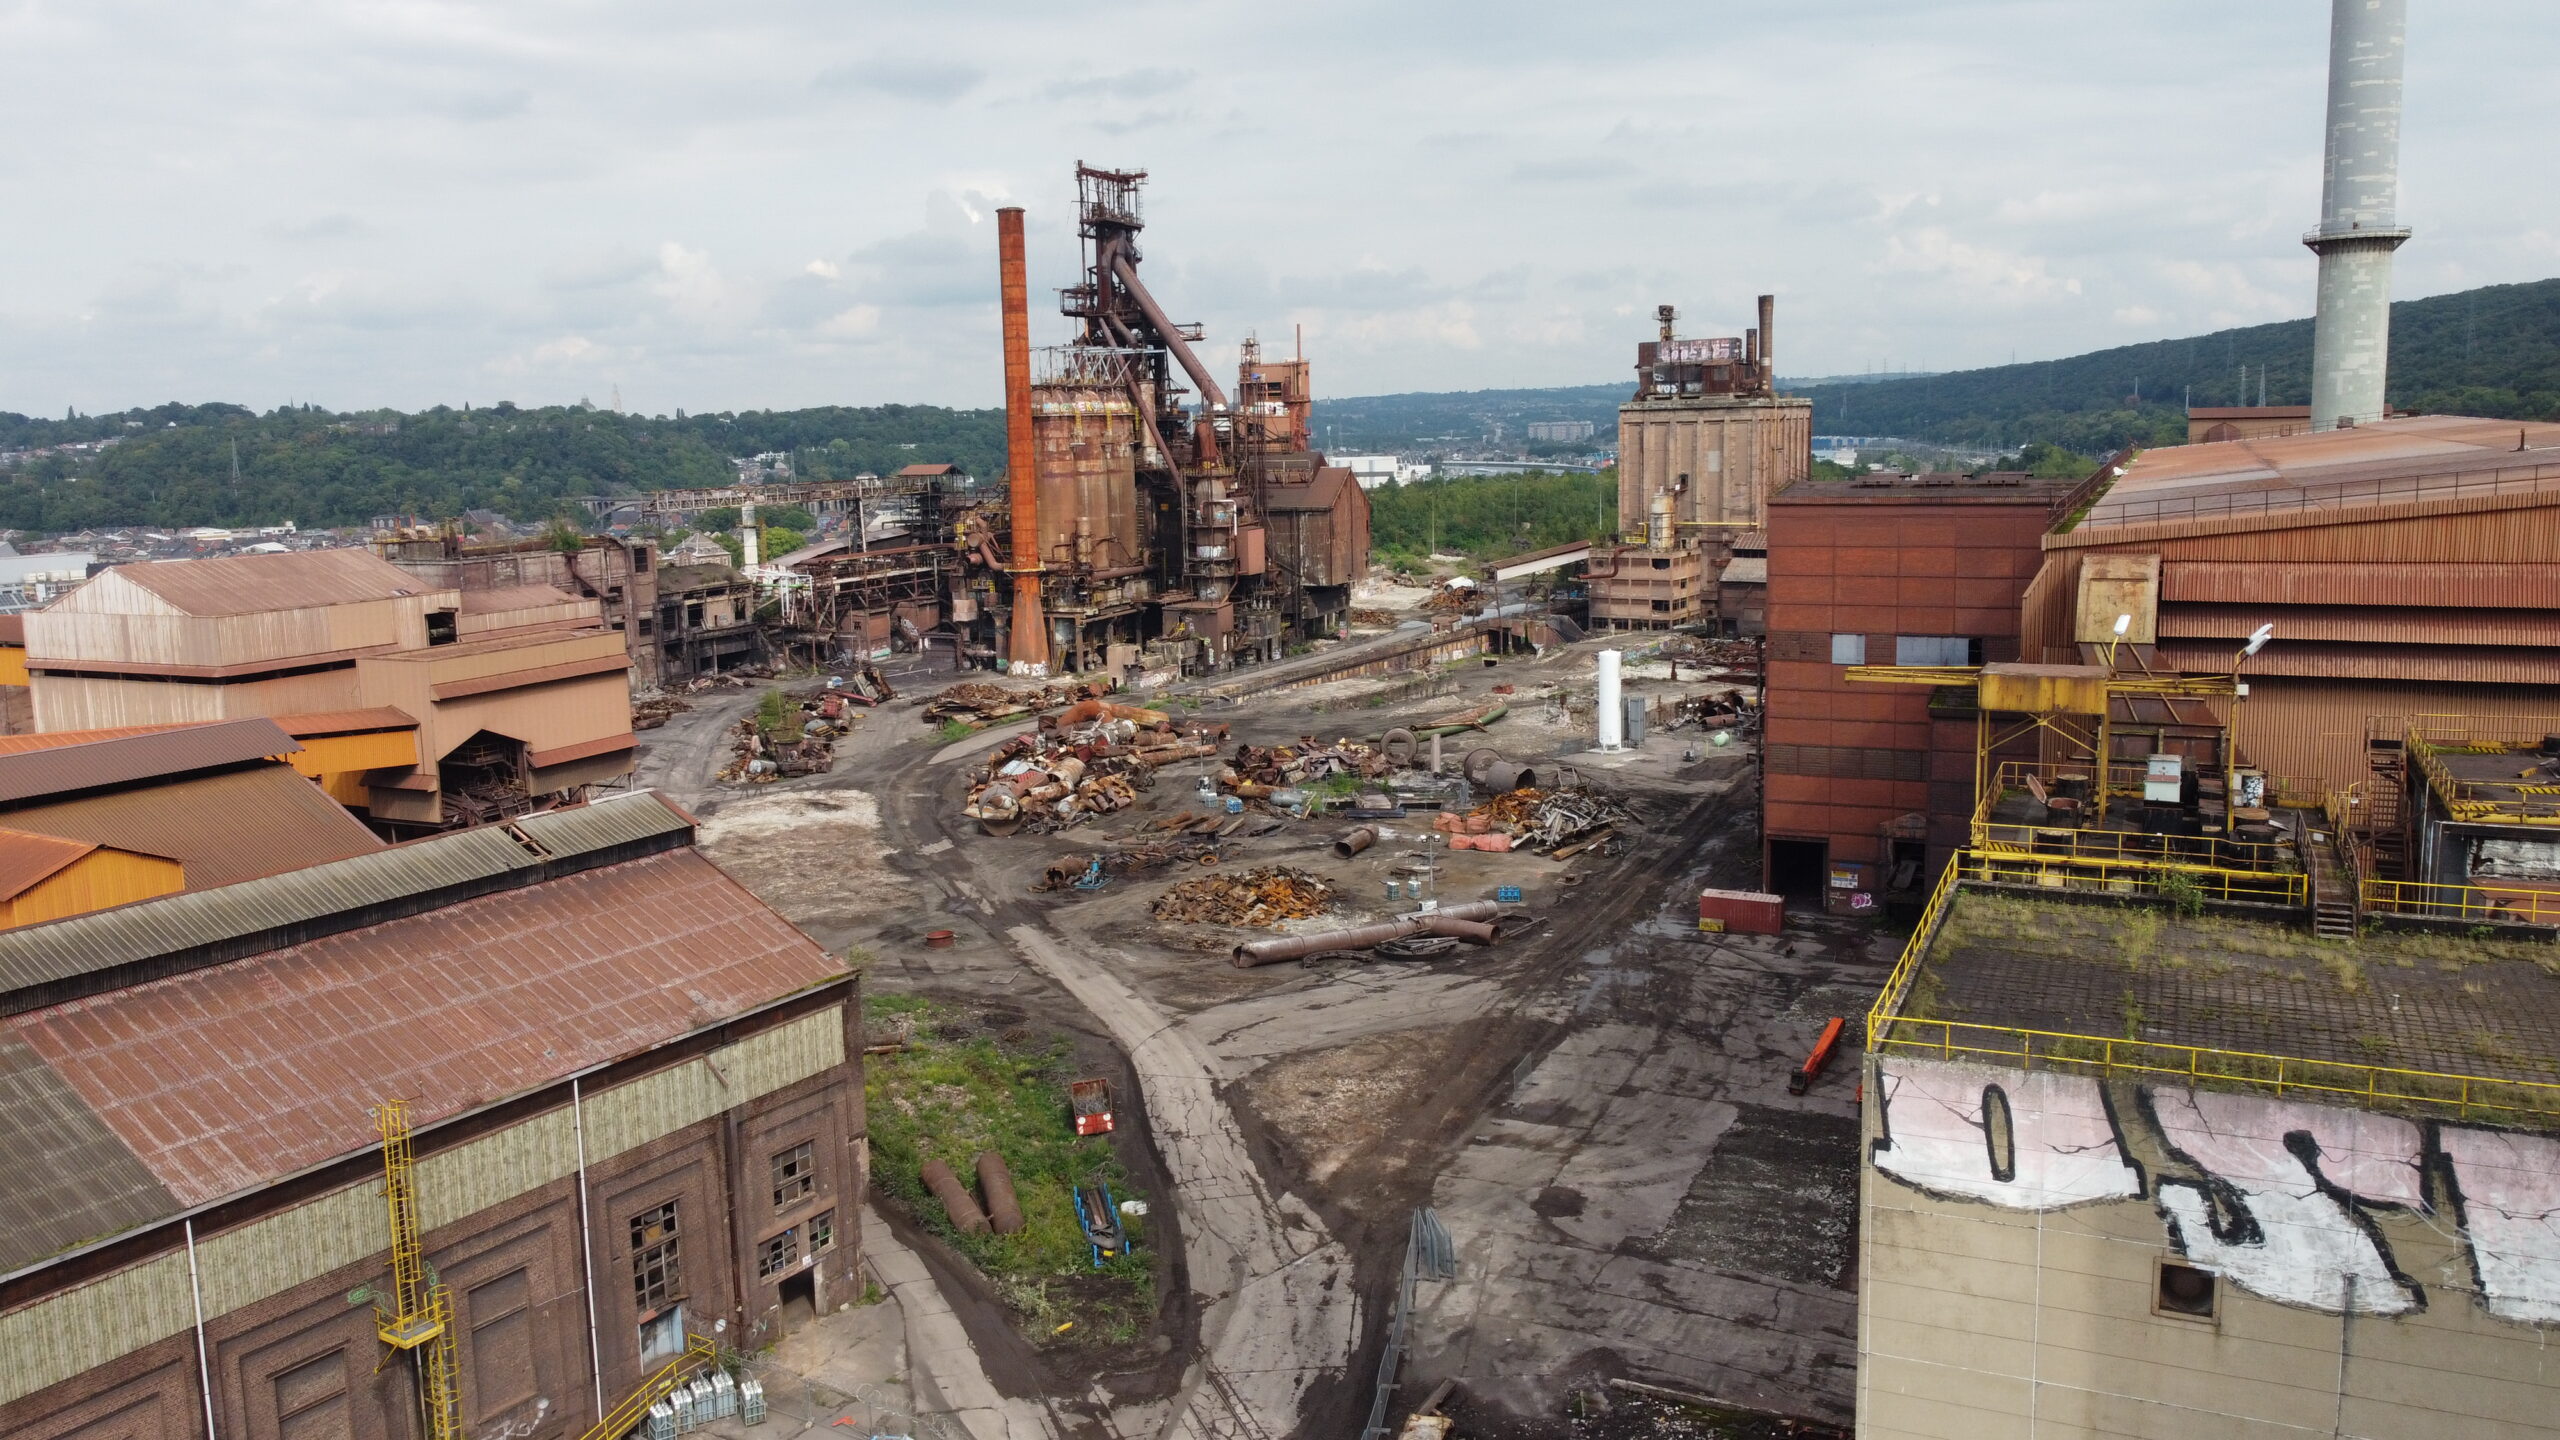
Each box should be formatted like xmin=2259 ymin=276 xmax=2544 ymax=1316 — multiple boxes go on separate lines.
xmin=0 ymin=1006 xmax=849 ymax=1409
xmin=29 ymin=578 xmax=441 ymax=670
xmin=1615 ymin=398 xmax=1811 ymax=536
xmin=30 ymin=669 xmax=365 ymax=732
xmin=2231 ymin=678 xmax=2560 ymax=799
xmin=3 ymin=850 xmax=186 ymax=929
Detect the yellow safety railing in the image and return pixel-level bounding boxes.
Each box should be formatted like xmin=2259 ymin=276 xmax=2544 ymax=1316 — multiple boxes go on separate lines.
xmin=1971 ymin=762 xmax=2297 ymax=871
xmin=1865 ymin=856 xmax=2560 ymax=1123
xmin=1864 ymin=849 xmax=1965 ymax=1052
xmin=578 ymin=1334 xmax=720 ymax=1440
xmin=2362 ymin=878 xmax=2560 ymax=927
xmin=2406 ymin=716 xmax=2560 ymax=828
xmin=1869 ymin=1016 xmax=2560 ymax=1123
xmin=1956 ymin=849 xmax=2306 ymax=906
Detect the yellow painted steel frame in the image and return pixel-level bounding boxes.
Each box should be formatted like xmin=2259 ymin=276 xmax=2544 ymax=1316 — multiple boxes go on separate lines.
xmin=2409 ymin=732 xmax=2560 ymax=828
xmin=1971 ymin=761 xmax=2300 ymax=876
xmin=1958 ymin=849 xmax=2305 ymax=907
xmin=376 ymin=1099 xmax=465 ymax=1440
xmin=1866 ymin=854 xmax=2560 ymax=1124
xmin=2362 ymin=877 xmax=2560 ymax=926
xmin=576 ymin=1334 xmax=719 ymax=1440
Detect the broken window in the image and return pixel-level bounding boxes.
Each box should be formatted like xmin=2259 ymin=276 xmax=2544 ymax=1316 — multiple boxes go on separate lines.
xmin=759 ymin=1227 xmax=800 ymax=1279
xmin=810 ymin=1210 xmax=836 ymax=1253
xmin=1895 ymin=635 xmax=1979 ymax=667
xmin=772 ymin=1141 xmax=816 ymax=1210
xmin=2155 ymin=1259 xmax=2218 ymax=1319
xmin=426 ymin=609 xmax=458 ymax=646
xmin=630 ymin=1201 xmax=681 ymax=1315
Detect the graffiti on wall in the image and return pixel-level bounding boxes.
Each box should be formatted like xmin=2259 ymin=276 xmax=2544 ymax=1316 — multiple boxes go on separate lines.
xmin=1870 ymin=1059 xmax=2560 ymax=1322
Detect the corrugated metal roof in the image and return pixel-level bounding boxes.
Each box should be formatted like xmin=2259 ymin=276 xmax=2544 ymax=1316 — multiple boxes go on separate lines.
xmin=0 ymin=831 xmax=98 ymax=900
xmin=430 ymin=652 xmax=629 ymax=701
xmin=2161 ymin=561 xmax=2560 ymax=608
xmin=1719 ymin=557 xmax=1769 ymax=584
xmin=0 ymin=791 xmax=685 ymax=1001
xmin=0 ymin=718 xmax=301 ymax=804
xmin=2076 ymin=416 xmax=2560 ymax=532
xmin=0 ymin=1029 xmax=177 ymax=1273
xmin=458 ymin=583 xmax=583 ymax=615
xmin=0 ymin=724 xmax=204 ymax=756
xmin=273 ymin=706 xmax=419 ymax=737
xmin=2160 ymin=604 xmax=2560 ymax=648
xmin=1 ymin=837 xmax=838 ymax=1239
xmin=0 ymin=764 xmax=383 ymax=891
xmin=112 ymin=549 xmax=445 ymax=617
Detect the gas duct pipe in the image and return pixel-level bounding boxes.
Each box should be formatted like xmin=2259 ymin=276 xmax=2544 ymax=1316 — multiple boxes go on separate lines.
xmin=997 ymin=207 xmax=1047 ymax=673
xmin=1596 ymin=649 xmax=1625 ymax=752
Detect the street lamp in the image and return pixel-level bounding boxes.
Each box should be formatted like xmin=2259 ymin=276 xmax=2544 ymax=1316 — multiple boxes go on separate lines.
xmin=2227 ymin=624 xmax=2275 ymax=835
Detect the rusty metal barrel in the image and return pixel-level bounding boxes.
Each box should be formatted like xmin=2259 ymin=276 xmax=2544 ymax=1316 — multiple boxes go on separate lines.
xmin=1333 ymin=826 xmax=1378 ymax=859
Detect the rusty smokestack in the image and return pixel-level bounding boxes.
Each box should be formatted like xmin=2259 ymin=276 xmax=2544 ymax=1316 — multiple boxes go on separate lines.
xmin=1757 ymin=294 xmax=1775 ymax=387
xmin=1744 ymin=328 xmax=1759 ymax=370
xmin=998 ymin=207 xmax=1047 ymax=673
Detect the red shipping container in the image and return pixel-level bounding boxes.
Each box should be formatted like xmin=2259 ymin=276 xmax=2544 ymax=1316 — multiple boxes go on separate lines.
xmin=1698 ymin=887 xmax=1785 ymax=935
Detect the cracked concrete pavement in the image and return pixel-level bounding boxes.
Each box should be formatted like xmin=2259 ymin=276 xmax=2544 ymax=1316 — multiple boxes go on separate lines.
xmin=1008 ymin=925 xmax=1359 ymax=1440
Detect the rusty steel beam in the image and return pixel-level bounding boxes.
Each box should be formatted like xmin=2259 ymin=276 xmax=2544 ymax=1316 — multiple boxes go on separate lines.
xmin=998 ymin=207 xmax=1047 ymax=672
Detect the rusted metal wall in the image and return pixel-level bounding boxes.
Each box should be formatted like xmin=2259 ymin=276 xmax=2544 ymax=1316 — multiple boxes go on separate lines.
xmin=2159 ymin=560 xmax=2560 ymax=608
xmin=2230 ymin=677 xmax=2560 ymax=798
xmin=1615 ymin=398 xmax=1811 ymax=536
xmin=1032 ymin=386 xmax=1143 ymax=572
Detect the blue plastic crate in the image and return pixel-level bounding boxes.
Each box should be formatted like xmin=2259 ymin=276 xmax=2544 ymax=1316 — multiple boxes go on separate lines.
xmin=1497 ymin=885 xmax=1522 ymax=903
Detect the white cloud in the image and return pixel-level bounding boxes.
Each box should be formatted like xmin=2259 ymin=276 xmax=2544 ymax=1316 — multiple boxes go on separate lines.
xmin=1 ymin=0 xmax=2555 ymax=409
xmin=1880 ymin=228 xmax=2082 ymax=302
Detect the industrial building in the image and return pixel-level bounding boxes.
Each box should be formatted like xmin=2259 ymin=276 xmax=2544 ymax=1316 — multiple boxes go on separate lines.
xmin=1860 ymin=853 xmax=2560 ymax=1437
xmin=0 ymin=791 xmax=862 ymax=1440
xmin=1759 ymin=471 xmax=2079 ymax=905
xmin=1593 ymin=297 xmax=1811 ymax=630
xmin=18 ymin=549 xmax=636 ymax=835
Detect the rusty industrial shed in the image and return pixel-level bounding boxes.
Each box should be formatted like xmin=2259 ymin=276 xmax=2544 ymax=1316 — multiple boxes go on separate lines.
xmin=18 ymin=550 xmax=636 ymax=834
xmin=0 ymin=791 xmax=862 ymax=1440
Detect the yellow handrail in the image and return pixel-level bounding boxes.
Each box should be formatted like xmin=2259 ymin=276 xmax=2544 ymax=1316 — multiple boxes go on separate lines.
xmin=1867 ymin=856 xmax=2560 ymax=1123
xmin=2362 ymin=877 xmax=2560 ymax=926
xmin=578 ymin=1335 xmax=720 ymax=1440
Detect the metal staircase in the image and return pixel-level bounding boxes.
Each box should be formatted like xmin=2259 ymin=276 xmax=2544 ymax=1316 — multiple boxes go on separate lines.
xmin=374 ymin=1099 xmax=465 ymax=1440
xmin=2364 ymin=731 xmax=2414 ymax=881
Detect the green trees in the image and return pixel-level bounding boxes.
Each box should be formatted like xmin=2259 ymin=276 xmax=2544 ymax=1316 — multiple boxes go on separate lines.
xmin=1367 ymin=470 xmax=1620 ymax=564
xmin=0 ymin=402 xmax=1003 ymax=534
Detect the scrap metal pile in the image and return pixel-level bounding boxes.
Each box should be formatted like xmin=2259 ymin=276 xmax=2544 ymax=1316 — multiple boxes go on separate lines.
xmin=1149 ymin=866 xmax=1336 ymax=928
xmin=1421 ymin=578 xmax=1485 ymax=618
xmin=717 ymin=693 xmax=863 ymax=783
xmin=631 ymin=691 xmax=693 ymax=731
xmin=1220 ymin=736 xmax=1390 ymax=798
xmin=1433 ymin=786 xmax=1630 ymax=856
xmin=960 ymin=700 xmax=1226 ymax=835
xmin=922 ymin=679 xmax=1108 ymax=731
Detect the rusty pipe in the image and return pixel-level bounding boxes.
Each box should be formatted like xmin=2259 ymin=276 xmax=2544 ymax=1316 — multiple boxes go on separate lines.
xmin=1333 ymin=826 xmax=1377 ymax=858
xmin=998 ymin=207 xmax=1047 ymax=673
xmin=921 ymin=1157 xmax=991 ymax=1234
xmin=1424 ymin=916 xmax=1497 ymax=945
xmin=1234 ymin=917 xmax=1432 ymax=967
xmin=1110 ymin=253 xmax=1228 ymax=410
xmin=1412 ymin=900 xmax=1503 ymax=923
xmin=975 ymin=1150 xmax=1024 ymax=1235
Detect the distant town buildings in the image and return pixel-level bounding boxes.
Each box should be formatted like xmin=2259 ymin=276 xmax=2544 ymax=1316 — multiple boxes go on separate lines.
xmin=1334 ymin=454 xmax=1433 ymax=490
xmin=1525 ymin=419 xmax=1595 ymax=443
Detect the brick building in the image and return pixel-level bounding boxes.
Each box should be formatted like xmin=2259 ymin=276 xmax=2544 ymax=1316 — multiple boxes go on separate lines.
xmin=1760 ymin=471 xmax=2078 ymax=906
xmin=0 ymin=792 xmax=863 ymax=1440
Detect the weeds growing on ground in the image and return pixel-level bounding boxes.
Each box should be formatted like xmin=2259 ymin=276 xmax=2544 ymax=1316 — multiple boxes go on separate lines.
xmin=863 ymin=994 xmax=1156 ymax=1348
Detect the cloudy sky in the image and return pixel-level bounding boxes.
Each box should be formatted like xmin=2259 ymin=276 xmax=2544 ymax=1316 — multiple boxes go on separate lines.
xmin=3 ymin=1 xmax=2553 ymax=416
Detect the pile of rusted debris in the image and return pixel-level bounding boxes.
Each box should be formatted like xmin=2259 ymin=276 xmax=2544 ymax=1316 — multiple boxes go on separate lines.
xmin=1433 ymin=786 xmax=1630 ymax=856
xmin=1348 ymin=607 xmax=1399 ymax=628
xmin=1420 ymin=578 xmax=1485 ymax=618
xmin=1150 ymin=866 xmax=1336 ymax=928
xmin=959 ymin=701 xmax=1226 ymax=835
xmin=1220 ymin=737 xmax=1391 ymax=798
xmin=631 ymin=692 xmax=693 ymax=731
xmin=923 ymin=680 xmax=1105 ymax=731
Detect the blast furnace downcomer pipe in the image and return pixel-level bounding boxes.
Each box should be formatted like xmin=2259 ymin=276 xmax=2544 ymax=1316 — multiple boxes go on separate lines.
xmin=997 ymin=207 xmax=1048 ymax=673
xmin=2306 ymin=0 xmax=2410 ymax=431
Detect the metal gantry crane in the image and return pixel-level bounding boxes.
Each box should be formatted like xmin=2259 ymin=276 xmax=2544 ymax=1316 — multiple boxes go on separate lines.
xmin=373 ymin=1098 xmax=465 ymax=1440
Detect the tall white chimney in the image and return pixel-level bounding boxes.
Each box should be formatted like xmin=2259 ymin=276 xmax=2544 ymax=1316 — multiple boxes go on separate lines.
xmin=2305 ymin=0 xmax=2410 ymax=431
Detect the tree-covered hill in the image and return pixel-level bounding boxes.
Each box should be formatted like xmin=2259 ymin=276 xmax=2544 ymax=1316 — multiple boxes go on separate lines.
xmin=0 ymin=402 xmax=1005 ymax=533
xmin=1793 ymin=277 xmax=2560 ymax=453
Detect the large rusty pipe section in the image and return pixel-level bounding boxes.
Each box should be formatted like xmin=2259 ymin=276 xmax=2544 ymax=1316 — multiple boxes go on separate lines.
xmin=1110 ymin=253 xmax=1228 ymax=410
xmin=998 ymin=207 xmax=1047 ymax=673
xmin=1231 ymin=900 xmax=1505 ymax=967
xmin=975 ymin=1150 xmax=1024 ymax=1235
xmin=921 ymin=1157 xmax=991 ymax=1234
